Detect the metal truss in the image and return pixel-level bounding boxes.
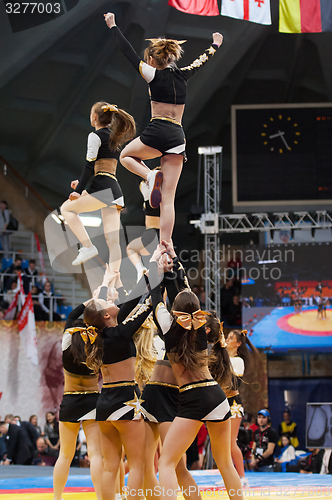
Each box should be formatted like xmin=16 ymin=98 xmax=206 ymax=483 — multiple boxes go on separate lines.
xmin=199 ymin=147 xmax=222 ymax=316
xmin=218 ymin=211 xmax=332 ymax=233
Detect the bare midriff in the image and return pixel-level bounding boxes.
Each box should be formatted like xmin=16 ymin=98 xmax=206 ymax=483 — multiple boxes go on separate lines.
xmin=145 ymin=215 xmax=160 ymax=229
xmin=101 ymin=357 xmax=136 ymax=384
xmin=167 ymin=352 xmax=213 ymax=388
xmin=64 ymin=369 xmax=99 ymax=393
xmin=150 ymin=360 xmax=178 ymax=385
xmin=151 ymin=102 xmax=185 ymax=125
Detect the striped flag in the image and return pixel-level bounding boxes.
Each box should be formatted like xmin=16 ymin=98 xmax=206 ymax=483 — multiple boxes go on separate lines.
xmin=279 ymin=0 xmax=332 ymax=33
xmin=168 ymin=0 xmax=219 ymax=16
xmin=221 ymin=0 xmax=271 ymax=25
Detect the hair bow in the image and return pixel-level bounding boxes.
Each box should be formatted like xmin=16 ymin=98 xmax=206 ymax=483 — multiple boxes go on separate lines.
xmin=173 ymin=309 xmax=208 ymax=330
xmin=101 ymin=104 xmax=118 ymax=113
xmin=146 ymin=38 xmax=186 ymax=45
xmin=241 ymin=329 xmax=248 ymax=337
xmin=141 ymin=315 xmax=155 ymax=330
xmin=80 ymin=326 xmax=99 ymax=345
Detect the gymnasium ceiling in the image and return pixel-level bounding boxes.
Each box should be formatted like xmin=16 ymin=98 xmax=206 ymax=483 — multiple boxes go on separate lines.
xmin=1 ymin=0 xmax=332 ymax=247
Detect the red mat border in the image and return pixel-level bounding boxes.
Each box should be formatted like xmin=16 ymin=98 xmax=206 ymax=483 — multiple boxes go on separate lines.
xmin=277 ymin=311 xmax=332 ymax=336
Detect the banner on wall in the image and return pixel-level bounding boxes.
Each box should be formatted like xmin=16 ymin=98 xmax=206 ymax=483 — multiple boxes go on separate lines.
xmin=279 ymin=0 xmax=332 ymax=33
xmin=0 ymin=321 xmax=64 ymax=421
xmin=221 ymin=0 xmax=272 ymax=25
xmin=168 ymin=0 xmax=219 ymax=16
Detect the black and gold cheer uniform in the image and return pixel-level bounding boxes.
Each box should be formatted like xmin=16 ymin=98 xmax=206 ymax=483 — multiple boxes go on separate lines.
xmin=111 ymin=26 xmax=220 ymax=160
xmin=226 ymin=357 xmax=245 ymax=419
xmin=60 ymin=304 xmax=99 ymax=422
xmin=96 ymin=277 xmax=153 ymax=421
xmin=76 ymin=127 xmax=124 ymax=206
xmin=148 ymin=260 xmax=230 ymax=423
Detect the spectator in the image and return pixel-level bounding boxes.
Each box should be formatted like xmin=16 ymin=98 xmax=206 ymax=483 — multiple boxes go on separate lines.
xmin=29 ymin=415 xmax=42 ymax=436
xmin=39 ymin=282 xmax=61 ymax=321
xmin=32 ymin=436 xmax=58 ymax=466
xmin=8 ymin=266 xmax=30 ymax=295
xmin=3 ymin=280 xmax=19 ymax=309
xmin=274 ymin=434 xmax=296 ymax=472
xmin=13 ymin=416 xmax=22 ymax=426
xmin=0 ymin=201 xmax=11 ymax=259
xmin=24 ymin=259 xmax=39 ymax=287
xmin=2 ymin=256 xmax=22 ymax=291
xmin=44 ymin=412 xmax=60 ymax=450
xmin=224 ymin=294 xmax=242 ymax=327
xmin=31 ymin=285 xmax=48 ymax=321
xmin=287 ymin=448 xmax=325 ymax=473
xmin=278 ymin=409 xmax=299 ymax=448
xmin=250 ymin=409 xmax=278 ymax=472
xmin=0 ymin=419 xmax=38 ymax=465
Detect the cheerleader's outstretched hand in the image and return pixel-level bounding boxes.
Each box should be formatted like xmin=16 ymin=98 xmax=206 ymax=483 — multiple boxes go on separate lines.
xmin=104 ymin=12 xmax=116 ymax=29
xmin=212 ymin=32 xmax=223 ymax=47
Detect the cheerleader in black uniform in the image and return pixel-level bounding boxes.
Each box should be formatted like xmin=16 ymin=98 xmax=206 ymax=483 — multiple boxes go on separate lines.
xmin=61 ymin=102 xmax=135 ymax=268
xmin=141 ymin=241 xmax=203 ymax=500
xmin=104 ymin=12 xmax=223 ymax=243
xmin=82 ymin=267 xmax=153 ymax=500
xmin=224 ymin=329 xmax=258 ymax=489
xmin=53 ymin=301 xmax=103 ymax=500
xmin=126 ymin=176 xmax=160 ymax=283
xmin=148 ymin=244 xmax=243 ymax=500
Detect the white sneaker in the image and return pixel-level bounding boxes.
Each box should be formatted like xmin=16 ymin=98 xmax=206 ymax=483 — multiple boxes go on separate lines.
xmin=72 ymin=245 xmax=98 ymax=266
xmin=241 ymin=477 xmax=250 ymax=489
xmin=139 ymin=180 xmax=150 ymax=201
xmin=147 ymin=170 xmax=163 ymax=209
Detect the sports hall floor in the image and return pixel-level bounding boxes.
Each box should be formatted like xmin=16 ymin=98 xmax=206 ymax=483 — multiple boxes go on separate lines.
xmin=1 ymin=467 xmax=332 ymax=499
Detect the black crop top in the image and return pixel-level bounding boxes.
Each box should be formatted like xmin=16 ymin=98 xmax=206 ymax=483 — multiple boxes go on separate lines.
xmin=100 ymin=275 xmax=152 ymax=364
xmin=149 ymin=261 xmax=207 ymax=354
xmin=62 ymin=304 xmax=95 ymax=377
xmin=111 ymin=26 xmax=219 ymax=105
xmin=76 ymin=128 xmax=120 ymax=194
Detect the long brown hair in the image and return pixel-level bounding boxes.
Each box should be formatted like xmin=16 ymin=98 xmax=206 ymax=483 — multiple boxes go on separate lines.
xmin=169 ymin=289 xmax=208 ymax=375
xmin=144 ymin=39 xmax=184 ymax=67
xmin=228 ymin=329 xmax=259 ymax=378
xmin=206 ymin=311 xmax=232 ymax=391
xmin=92 ymin=101 xmax=136 ymax=151
xmin=82 ymin=302 xmax=105 ymax=374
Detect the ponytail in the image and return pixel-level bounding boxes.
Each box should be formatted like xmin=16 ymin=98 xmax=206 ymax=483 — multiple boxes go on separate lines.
xmin=92 ymin=101 xmax=136 ymax=151
xmin=133 ymin=314 xmax=158 ymax=391
xmin=206 ymin=311 xmax=232 ymax=390
xmin=229 ymin=329 xmax=259 ymax=378
xmin=144 ymin=38 xmax=184 ymax=67
xmin=82 ymin=301 xmax=105 ymax=374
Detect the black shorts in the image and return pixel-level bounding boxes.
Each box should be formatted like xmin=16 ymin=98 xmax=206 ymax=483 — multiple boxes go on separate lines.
xmin=96 ymin=382 xmax=143 ymax=421
xmin=228 ymin=394 xmax=244 ymax=419
xmin=87 ymin=173 xmax=124 ymax=207
xmin=177 ymin=380 xmax=230 ymax=422
xmin=141 ymin=382 xmax=180 ymax=423
xmin=59 ymin=392 xmax=99 ymax=422
xmin=141 ymin=228 xmax=160 ymax=254
xmin=140 ymin=119 xmax=186 ymax=160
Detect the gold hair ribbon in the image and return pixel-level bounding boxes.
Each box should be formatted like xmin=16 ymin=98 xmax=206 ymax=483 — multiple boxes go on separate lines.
xmin=213 ymin=321 xmax=226 ymax=348
xmin=101 ymin=104 xmax=118 ymax=113
xmin=146 ymin=38 xmax=186 ymax=45
xmin=80 ymin=326 xmax=98 ymax=345
xmin=241 ymin=329 xmax=248 ymax=337
xmin=173 ymin=309 xmax=208 ymax=330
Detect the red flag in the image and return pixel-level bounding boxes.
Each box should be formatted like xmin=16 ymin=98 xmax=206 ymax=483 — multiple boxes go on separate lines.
xmin=18 ymin=292 xmax=39 ymax=365
xmin=168 ymin=0 xmax=219 ymax=16
xmin=35 ymin=233 xmax=46 ymax=278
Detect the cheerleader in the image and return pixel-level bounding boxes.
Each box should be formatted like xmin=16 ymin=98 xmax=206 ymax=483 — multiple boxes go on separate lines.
xmin=82 ymin=266 xmax=153 ymax=500
xmin=126 ymin=176 xmax=160 ymax=283
xmin=61 ymin=102 xmax=135 ymax=268
xmin=104 ymin=12 xmax=223 ymax=242
xmin=53 ymin=299 xmax=104 ymax=500
xmin=148 ymin=244 xmax=243 ymax=500
xmin=141 ymin=242 xmax=203 ymax=500
xmin=224 ymin=329 xmax=259 ymax=488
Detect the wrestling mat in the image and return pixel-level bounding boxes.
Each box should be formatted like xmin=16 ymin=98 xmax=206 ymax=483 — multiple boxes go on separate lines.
xmin=244 ymin=306 xmax=332 ymax=350
xmin=1 ymin=467 xmax=332 ymax=499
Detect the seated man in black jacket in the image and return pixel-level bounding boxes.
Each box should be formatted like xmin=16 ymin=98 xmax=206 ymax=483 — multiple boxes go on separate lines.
xmin=0 ymin=420 xmax=38 ymax=465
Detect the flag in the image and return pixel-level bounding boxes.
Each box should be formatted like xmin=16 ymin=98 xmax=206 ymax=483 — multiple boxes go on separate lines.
xmin=168 ymin=0 xmax=219 ymax=16
xmin=3 ymin=290 xmax=20 ymax=320
xmin=35 ymin=233 xmax=46 ymax=280
xmin=18 ymin=292 xmax=39 ymax=366
xmin=221 ymin=0 xmax=271 ymax=24
xmin=279 ymin=0 xmax=332 ymax=33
